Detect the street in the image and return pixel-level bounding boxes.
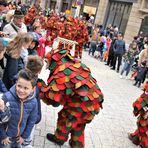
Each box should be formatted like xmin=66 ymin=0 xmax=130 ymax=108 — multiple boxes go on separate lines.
xmin=33 ymin=50 xmax=142 ymax=148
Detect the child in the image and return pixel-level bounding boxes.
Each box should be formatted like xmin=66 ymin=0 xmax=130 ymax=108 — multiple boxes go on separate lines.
xmin=22 ymin=55 xmax=43 ymax=148
xmin=28 ymin=32 xmax=39 ymax=56
xmin=0 ymin=69 xmax=38 ymax=148
xmin=133 ymin=61 xmax=147 ymax=88
xmin=33 ymin=24 xmax=46 ymax=59
xmin=3 ymin=32 xmax=32 ymax=89
xmin=128 ymin=81 xmax=148 ymax=147
xmin=120 ymin=42 xmax=138 ymax=79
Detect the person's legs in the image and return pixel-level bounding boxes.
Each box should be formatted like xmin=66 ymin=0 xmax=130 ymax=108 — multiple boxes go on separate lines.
xmin=46 ymin=110 xmax=70 ymax=145
xmin=112 ymin=54 xmax=117 ymax=70
xmin=128 ymin=129 xmax=140 ymax=145
xmin=138 ymin=80 xmax=141 ymax=88
xmin=121 ymin=62 xmax=128 ymax=75
xmin=117 ymin=54 xmax=122 ymax=72
xmin=70 ymin=124 xmax=86 ymax=148
xmin=125 ymin=63 xmax=131 ymax=76
xmin=91 ymin=43 xmax=96 ymax=56
xmin=22 ymin=126 xmax=35 ymax=148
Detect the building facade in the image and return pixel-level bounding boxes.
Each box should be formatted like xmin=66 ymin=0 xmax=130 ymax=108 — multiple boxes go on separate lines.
xmin=95 ymin=0 xmax=148 ymax=43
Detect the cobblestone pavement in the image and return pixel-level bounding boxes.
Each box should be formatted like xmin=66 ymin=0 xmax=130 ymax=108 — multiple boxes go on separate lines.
xmin=33 ymin=50 xmax=142 ymax=148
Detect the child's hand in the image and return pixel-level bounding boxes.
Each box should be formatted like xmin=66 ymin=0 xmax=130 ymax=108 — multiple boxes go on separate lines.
xmin=1 ymin=137 xmax=11 ymax=145
xmin=17 ymin=136 xmax=24 ymax=144
xmin=0 ymin=99 xmax=5 ymax=111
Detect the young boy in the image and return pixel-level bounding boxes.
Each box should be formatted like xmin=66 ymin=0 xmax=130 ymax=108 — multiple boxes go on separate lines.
xmin=22 ymin=55 xmax=43 ymax=148
xmin=128 ymin=81 xmax=148 ymax=147
xmin=0 ymin=69 xmax=38 ymax=148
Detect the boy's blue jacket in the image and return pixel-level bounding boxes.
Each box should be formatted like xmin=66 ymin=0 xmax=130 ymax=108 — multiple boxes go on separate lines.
xmin=0 ymin=85 xmax=38 ymax=140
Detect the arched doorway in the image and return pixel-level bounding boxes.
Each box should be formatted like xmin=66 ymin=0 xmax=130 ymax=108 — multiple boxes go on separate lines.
xmin=140 ymin=16 xmax=148 ymax=36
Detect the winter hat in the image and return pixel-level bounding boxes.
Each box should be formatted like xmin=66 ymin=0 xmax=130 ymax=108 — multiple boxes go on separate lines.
xmin=14 ymin=9 xmax=24 ymax=17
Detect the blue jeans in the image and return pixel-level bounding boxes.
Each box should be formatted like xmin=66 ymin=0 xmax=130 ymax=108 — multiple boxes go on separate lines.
xmin=121 ymin=61 xmax=132 ymax=76
xmin=88 ymin=42 xmax=96 ymax=56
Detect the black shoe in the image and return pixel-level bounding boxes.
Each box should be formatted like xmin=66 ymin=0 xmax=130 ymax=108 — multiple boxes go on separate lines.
xmin=46 ymin=133 xmax=64 ymax=145
xmin=117 ymin=70 xmax=119 ymax=73
xmin=105 ymin=63 xmax=109 ymax=66
xmin=111 ymin=67 xmax=115 ymax=70
xmin=69 ymin=140 xmax=72 ymax=147
xmin=133 ymin=83 xmax=137 ymax=86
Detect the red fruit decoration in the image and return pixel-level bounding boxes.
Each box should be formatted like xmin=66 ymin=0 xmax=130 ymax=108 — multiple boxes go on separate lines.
xmin=38 ymin=46 xmax=103 ymax=147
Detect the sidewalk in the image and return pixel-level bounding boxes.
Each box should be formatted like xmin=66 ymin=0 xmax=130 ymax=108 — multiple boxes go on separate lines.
xmin=33 ymin=50 xmax=142 ymax=148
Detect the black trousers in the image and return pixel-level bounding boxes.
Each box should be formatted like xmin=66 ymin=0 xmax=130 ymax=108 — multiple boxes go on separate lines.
xmin=107 ymin=54 xmax=114 ymax=66
xmin=112 ymin=53 xmax=122 ymax=71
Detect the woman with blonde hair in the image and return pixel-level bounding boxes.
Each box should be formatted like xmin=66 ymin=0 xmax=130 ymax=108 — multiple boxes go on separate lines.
xmin=3 ymin=32 xmax=33 ymax=89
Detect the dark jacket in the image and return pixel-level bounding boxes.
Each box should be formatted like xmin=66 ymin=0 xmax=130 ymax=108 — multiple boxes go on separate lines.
xmin=136 ymin=66 xmax=147 ymax=81
xmin=3 ymin=54 xmax=19 ymax=90
xmin=0 ymin=85 xmax=38 ymax=140
xmin=113 ymin=40 xmax=126 ymax=55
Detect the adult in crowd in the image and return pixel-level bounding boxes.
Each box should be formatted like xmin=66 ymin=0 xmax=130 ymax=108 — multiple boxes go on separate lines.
xmin=88 ymin=27 xmax=98 ymax=56
xmin=138 ymin=42 xmax=148 ymax=83
xmin=138 ymin=42 xmax=148 ymax=67
xmin=0 ymin=0 xmax=8 ymax=31
xmin=111 ymin=33 xmax=126 ymax=73
xmin=3 ymin=8 xmax=27 ymax=39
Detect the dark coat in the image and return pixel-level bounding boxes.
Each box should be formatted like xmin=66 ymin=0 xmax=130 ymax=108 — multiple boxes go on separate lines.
xmin=3 ymin=54 xmax=19 ymax=90
xmin=136 ymin=66 xmax=147 ymax=81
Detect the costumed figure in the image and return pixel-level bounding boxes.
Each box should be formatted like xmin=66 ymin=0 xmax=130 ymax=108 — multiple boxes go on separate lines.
xmin=128 ymin=81 xmax=148 ymax=147
xmin=38 ymin=39 xmax=104 ymax=148
xmin=40 ymin=15 xmax=88 ymax=59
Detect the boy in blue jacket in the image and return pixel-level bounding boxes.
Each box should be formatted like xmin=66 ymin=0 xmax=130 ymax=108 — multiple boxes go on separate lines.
xmin=22 ymin=55 xmax=43 ymax=148
xmin=0 ymin=69 xmax=38 ymax=148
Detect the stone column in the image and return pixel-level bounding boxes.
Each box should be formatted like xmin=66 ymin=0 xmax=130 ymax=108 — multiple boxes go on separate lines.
xmin=67 ymin=0 xmax=73 ymax=10
xmin=95 ymin=0 xmax=109 ymax=25
xmin=124 ymin=0 xmax=143 ymax=44
xmin=55 ymin=0 xmax=63 ymax=13
xmin=40 ymin=0 xmax=46 ymax=9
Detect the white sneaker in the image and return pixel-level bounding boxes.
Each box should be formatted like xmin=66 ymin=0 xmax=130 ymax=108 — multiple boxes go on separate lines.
xmin=119 ymin=75 xmax=123 ymax=79
xmin=125 ymin=76 xmax=129 ymax=80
